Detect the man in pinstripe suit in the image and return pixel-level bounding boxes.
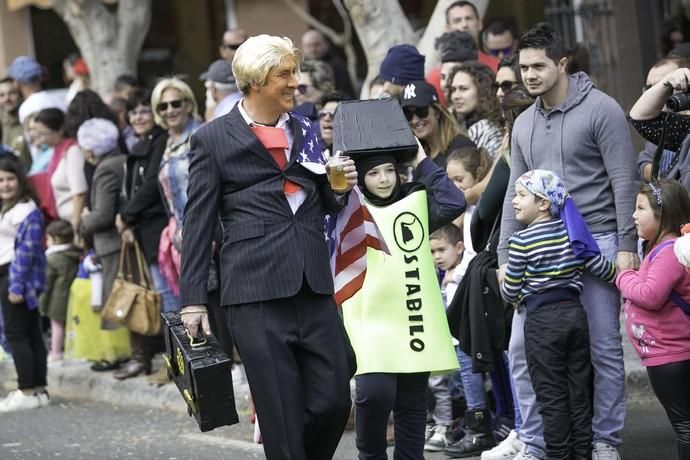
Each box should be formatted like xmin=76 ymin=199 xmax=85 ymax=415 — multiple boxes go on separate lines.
xmin=178 ymin=35 xmax=358 ymax=460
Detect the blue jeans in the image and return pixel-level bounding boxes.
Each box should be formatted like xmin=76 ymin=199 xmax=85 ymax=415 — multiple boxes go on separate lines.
xmin=456 ymin=346 xmax=488 ymax=410
xmin=580 ymin=231 xmax=625 ymax=447
xmin=149 ymin=264 xmax=179 ymax=313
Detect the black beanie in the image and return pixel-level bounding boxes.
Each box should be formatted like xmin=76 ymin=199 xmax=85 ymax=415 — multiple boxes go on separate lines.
xmin=379 ymin=45 xmax=425 ymax=85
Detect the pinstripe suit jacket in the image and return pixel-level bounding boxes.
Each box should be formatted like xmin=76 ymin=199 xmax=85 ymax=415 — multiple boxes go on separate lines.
xmin=179 ymin=105 xmax=342 ymax=307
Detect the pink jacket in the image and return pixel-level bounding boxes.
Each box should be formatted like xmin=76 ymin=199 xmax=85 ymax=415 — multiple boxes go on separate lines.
xmin=616 ymin=238 xmax=690 ymax=367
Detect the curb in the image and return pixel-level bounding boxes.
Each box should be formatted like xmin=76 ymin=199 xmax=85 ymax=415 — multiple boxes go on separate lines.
xmin=0 ymin=349 xmax=653 ymax=415
xmin=0 ymin=325 xmax=654 ymax=413
xmin=0 ymin=357 xmax=254 ymax=417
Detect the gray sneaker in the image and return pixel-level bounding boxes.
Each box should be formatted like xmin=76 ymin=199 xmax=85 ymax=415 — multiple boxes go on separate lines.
xmin=592 ymin=442 xmax=621 ymax=460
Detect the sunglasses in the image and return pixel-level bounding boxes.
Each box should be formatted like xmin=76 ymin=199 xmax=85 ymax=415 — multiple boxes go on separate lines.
xmin=492 ymin=80 xmax=518 ymax=92
xmin=403 ymin=106 xmax=430 ymax=121
xmin=297 ymin=84 xmax=310 ymax=95
xmin=156 ymin=99 xmax=185 ymax=112
xmin=221 ymin=43 xmax=242 ymax=50
xmin=487 ymin=46 xmax=514 ymax=57
xmin=318 ymin=109 xmax=336 ymax=120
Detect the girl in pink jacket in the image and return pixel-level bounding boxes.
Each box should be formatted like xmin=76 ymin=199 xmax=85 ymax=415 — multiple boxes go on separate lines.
xmin=616 ymin=179 xmax=690 ymax=459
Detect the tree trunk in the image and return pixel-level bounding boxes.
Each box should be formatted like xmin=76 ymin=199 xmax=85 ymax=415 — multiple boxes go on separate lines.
xmin=52 ymin=0 xmax=152 ymax=98
xmin=344 ymin=0 xmax=415 ymax=98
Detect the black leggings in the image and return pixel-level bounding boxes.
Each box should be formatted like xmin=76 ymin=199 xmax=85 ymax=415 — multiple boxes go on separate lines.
xmin=647 ymin=360 xmax=690 ymax=460
xmin=0 ymin=269 xmax=47 ymax=390
xmin=355 ymin=372 xmax=429 ymax=460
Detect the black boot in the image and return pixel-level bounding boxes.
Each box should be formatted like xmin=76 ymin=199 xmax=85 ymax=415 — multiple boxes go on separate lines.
xmin=444 ymin=409 xmax=495 ymax=458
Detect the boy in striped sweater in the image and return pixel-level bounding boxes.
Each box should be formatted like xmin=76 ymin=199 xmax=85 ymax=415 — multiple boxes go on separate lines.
xmin=501 ymin=169 xmax=616 ymax=460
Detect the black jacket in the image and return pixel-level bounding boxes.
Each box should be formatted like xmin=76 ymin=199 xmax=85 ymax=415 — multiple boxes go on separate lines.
xmin=447 ymin=223 xmax=512 ymax=373
xmin=179 ymin=108 xmax=345 ymax=307
xmin=120 ymin=126 xmax=169 ymax=264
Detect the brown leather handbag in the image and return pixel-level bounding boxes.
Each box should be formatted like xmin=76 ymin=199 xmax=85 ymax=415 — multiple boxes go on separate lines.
xmin=102 ymin=241 xmax=161 ymax=336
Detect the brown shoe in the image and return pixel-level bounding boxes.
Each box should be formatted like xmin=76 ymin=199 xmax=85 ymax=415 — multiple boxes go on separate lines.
xmin=146 ymin=366 xmax=171 ymax=385
xmin=113 ymin=359 xmax=152 ymax=380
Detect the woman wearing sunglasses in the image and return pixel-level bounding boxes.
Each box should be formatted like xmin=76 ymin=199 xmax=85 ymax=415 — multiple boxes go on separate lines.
xmin=400 ymin=80 xmax=474 ymax=171
xmin=447 ymin=61 xmax=504 ymax=160
xmin=151 ymin=79 xmax=202 ymax=384
xmin=494 ymin=55 xmax=522 ymax=104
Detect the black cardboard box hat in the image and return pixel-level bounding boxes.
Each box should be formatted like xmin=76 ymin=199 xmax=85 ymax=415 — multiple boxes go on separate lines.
xmin=332 ymin=98 xmax=418 ymax=163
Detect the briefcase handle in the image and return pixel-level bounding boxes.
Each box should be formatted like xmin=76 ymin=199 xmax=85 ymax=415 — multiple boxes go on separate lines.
xmin=186 ymin=330 xmax=207 ymax=348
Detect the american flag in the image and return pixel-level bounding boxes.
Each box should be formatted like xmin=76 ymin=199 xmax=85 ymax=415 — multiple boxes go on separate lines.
xmin=291 ymin=112 xmax=388 ymax=305
xmin=325 ymin=187 xmax=389 ymax=305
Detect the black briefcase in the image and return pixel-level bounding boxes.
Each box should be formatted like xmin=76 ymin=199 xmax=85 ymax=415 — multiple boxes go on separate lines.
xmin=161 ymin=312 xmax=239 ymax=432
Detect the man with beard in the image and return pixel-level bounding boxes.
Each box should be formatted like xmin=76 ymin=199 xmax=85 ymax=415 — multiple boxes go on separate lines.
xmin=497 ymin=23 xmax=637 ymax=460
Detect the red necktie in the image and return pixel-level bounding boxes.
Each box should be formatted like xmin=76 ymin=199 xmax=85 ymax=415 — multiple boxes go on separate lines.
xmin=251 ymin=126 xmax=301 ymax=194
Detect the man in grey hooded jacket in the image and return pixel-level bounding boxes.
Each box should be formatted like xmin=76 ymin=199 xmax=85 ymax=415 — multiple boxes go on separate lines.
xmin=497 ymin=23 xmax=638 ymax=460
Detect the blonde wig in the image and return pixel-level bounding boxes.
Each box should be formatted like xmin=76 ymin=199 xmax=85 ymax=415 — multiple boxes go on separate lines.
xmin=232 ymin=34 xmax=302 ymax=95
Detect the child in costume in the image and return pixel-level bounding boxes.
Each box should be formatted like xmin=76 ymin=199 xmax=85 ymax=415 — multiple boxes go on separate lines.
xmin=342 ymin=141 xmax=465 ymax=459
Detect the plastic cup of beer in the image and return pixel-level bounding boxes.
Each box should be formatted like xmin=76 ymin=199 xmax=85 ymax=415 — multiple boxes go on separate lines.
xmin=328 ymin=153 xmax=350 ymax=192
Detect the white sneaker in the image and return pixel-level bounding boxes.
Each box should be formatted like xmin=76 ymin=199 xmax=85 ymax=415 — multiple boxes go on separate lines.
xmin=0 ymin=390 xmax=41 ymax=412
xmin=37 ymin=390 xmax=50 ymax=407
xmin=512 ymin=445 xmax=542 ymax=460
xmin=481 ymin=430 xmax=524 ymax=459
xmin=592 ymin=442 xmax=621 ymax=460
xmin=424 ymin=424 xmax=449 ymax=451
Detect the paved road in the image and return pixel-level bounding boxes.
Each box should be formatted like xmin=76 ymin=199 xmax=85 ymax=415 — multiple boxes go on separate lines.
xmin=0 ymin=395 xmax=677 ymax=460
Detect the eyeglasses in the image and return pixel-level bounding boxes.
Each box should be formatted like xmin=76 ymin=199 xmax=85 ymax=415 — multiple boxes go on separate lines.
xmin=318 ymin=109 xmax=336 ymax=120
xmin=492 ymin=80 xmax=518 ymax=92
xmin=297 ymin=84 xmax=310 ymax=95
xmin=403 ymin=106 xmax=430 ymax=121
xmin=221 ymin=43 xmax=242 ymax=50
xmin=156 ymin=99 xmax=185 ymax=112
xmin=487 ymin=46 xmax=514 ymax=57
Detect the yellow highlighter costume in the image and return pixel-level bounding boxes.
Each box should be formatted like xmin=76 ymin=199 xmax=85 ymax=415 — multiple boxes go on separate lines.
xmin=342 ymin=187 xmax=459 ymax=376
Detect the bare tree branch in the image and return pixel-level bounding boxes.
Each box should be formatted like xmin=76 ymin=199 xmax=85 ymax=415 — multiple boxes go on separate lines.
xmin=280 ymin=0 xmax=343 ymax=46
xmin=279 ymin=0 xmax=358 ymax=93
xmin=332 ymin=0 xmax=357 ymax=89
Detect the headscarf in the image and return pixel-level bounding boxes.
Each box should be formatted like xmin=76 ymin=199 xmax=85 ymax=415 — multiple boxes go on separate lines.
xmin=516 ymin=169 xmax=600 ymax=258
xmin=355 ymin=153 xmax=401 ymax=207
xmin=77 ymin=118 xmax=119 ymax=156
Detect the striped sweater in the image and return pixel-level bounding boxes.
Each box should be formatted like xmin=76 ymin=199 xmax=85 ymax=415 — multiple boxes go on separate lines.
xmin=502 ymin=218 xmax=616 ymax=305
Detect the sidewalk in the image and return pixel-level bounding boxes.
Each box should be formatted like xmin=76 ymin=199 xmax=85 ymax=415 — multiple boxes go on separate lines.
xmin=0 ymin=326 xmax=654 ymax=416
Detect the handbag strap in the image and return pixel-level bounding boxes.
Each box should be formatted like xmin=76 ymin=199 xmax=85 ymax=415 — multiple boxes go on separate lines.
xmin=117 ymin=242 xmax=129 ymax=279
xmin=132 ymin=240 xmax=154 ymax=289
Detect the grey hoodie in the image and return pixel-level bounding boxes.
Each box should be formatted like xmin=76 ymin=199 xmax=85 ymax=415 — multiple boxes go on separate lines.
xmin=498 ymin=72 xmax=638 ymax=265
